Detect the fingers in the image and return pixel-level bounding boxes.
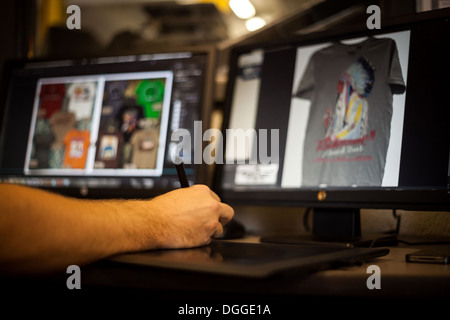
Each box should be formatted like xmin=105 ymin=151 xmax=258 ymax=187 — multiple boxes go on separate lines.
xmin=218 ymin=202 xmax=234 ymax=225
xmin=212 ymin=222 xmax=224 ymax=238
xmin=190 ymin=184 xmax=235 ymax=234
xmin=190 ymin=184 xmax=233 ymax=222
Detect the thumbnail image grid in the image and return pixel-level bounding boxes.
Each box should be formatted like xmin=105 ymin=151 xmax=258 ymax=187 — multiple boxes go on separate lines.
xmin=25 ymin=71 xmax=173 ymax=176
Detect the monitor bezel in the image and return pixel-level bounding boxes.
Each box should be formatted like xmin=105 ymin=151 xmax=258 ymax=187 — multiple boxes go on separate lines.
xmin=214 ymin=9 xmax=450 ymax=211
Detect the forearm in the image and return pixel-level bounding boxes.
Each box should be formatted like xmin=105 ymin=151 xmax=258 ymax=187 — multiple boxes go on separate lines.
xmin=0 ymin=184 xmax=156 ymax=275
xmin=0 ymin=183 xmax=234 ymax=275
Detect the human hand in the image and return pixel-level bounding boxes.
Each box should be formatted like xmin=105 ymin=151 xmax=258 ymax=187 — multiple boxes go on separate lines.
xmin=143 ymin=184 xmax=234 ymax=249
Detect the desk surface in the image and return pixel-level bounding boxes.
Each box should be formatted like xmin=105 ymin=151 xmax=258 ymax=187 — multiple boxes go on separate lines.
xmin=2 ymin=236 xmax=449 ymax=315
xmin=81 ymin=236 xmax=450 ymax=299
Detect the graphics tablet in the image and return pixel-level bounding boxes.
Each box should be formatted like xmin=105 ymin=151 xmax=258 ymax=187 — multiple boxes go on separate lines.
xmin=109 ymin=240 xmax=389 ymax=278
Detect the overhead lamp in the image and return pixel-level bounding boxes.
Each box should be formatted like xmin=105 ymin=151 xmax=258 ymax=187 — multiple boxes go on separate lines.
xmin=246 ymin=16 xmax=266 ymax=31
xmin=229 ymin=0 xmax=255 ymax=19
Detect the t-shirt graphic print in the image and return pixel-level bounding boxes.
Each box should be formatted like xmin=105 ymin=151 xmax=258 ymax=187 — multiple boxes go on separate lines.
xmin=67 ymin=82 xmax=97 ymax=120
xmin=295 ymin=37 xmax=405 ymax=187
xmin=63 ymin=129 xmax=90 ymax=169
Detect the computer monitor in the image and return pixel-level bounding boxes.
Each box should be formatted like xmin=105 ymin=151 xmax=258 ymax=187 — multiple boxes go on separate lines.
xmin=215 ymin=9 xmax=450 ymax=245
xmin=0 ymin=46 xmax=216 ymax=198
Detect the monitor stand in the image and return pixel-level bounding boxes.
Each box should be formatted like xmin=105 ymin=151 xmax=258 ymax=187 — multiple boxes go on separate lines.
xmin=260 ymin=208 xmax=398 ymax=248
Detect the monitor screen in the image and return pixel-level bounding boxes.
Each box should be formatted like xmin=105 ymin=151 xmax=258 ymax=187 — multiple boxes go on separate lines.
xmin=216 ymin=10 xmax=450 ymax=211
xmin=0 ymin=47 xmax=216 ymax=198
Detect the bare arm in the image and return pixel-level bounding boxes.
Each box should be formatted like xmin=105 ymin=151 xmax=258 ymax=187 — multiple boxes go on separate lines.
xmin=0 ymin=184 xmax=233 ymax=275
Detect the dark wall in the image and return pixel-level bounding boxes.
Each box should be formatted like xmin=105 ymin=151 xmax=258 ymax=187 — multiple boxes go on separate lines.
xmin=0 ymin=0 xmax=35 ymax=129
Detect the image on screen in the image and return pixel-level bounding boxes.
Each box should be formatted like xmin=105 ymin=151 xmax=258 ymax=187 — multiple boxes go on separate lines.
xmin=285 ymin=31 xmax=410 ymax=188
xmin=223 ymin=30 xmax=411 ymax=190
xmin=24 ymin=71 xmax=173 ymax=177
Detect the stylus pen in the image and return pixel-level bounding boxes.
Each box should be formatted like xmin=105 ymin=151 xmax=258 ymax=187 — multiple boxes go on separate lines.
xmin=175 ymin=159 xmax=190 ymax=188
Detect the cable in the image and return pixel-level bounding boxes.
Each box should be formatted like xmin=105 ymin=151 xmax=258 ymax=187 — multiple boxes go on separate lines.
xmin=393 ymin=209 xmax=401 ymax=235
xmin=382 ymin=209 xmax=401 ymax=236
xmin=303 ymin=207 xmax=312 ymax=232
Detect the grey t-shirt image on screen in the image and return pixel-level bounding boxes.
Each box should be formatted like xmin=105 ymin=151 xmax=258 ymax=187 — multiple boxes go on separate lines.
xmin=295 ymin=37 xmax=405 ymax=187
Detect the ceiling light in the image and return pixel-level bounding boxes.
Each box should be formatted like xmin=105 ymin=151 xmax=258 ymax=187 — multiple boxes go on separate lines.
xmin=246 ymin=17 xmax=266 ymax=31
xmin=229 ymin=0 xmax=255 ymax=19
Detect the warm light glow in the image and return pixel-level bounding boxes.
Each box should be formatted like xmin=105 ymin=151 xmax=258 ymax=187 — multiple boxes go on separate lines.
xmin=229 ymin=0 xmax=255 ymax=19
xmin=245 ymin=16 xmax=266 ymax=31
